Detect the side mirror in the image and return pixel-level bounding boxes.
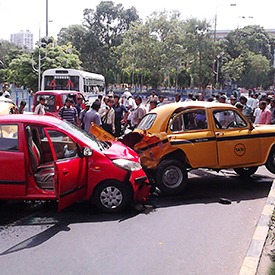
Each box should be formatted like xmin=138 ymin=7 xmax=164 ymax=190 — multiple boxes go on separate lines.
xmin=82 ymin=147 xmax=93 ymax=157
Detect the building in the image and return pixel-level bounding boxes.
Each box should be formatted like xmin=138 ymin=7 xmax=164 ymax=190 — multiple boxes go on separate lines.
xmin=10 ymin=30 xmax=33 ymax=51
xmin=214 ymin=29 xmax=275 ymax=40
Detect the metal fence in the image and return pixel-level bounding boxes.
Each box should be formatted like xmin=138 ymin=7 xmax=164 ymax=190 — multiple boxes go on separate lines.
xmin=10 ymin=88 xmax=34 ymax=112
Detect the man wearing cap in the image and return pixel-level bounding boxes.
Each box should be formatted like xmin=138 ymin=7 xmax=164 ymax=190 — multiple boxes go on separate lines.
xmin=34 ymin=96 xmax=46 ymax=115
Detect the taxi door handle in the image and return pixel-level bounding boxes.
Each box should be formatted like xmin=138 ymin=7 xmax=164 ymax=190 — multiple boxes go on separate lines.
xmin=62 ymin=169 xmax=69 ymax=175
xmin=215 ymin=132 xmax=224 ymax=136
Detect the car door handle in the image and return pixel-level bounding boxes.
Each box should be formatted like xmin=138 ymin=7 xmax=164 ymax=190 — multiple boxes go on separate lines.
xmin=215 ymin=132 xmax=224 ymax=136
xmin=62 ymin=169 xmax=69 ymax=175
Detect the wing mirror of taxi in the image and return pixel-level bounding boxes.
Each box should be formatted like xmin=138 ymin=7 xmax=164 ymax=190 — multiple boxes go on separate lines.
xmin=82 ymin=147 xmax=93 ymax=157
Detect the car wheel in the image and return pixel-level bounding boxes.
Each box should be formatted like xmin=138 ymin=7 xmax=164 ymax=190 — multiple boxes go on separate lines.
xmin=93 ymin=181 xmax=131 ymax=213
xmin=233 ymin=166 xmax=258 ymax=177
xmin=266 ymin=148 xmax=275 ymax=174
xmin=156 ymin=159 xmax=187 ymax=195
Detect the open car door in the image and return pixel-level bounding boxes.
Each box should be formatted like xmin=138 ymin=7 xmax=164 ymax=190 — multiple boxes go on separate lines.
xmin=45 ymin=128 xmax=87 ymax=211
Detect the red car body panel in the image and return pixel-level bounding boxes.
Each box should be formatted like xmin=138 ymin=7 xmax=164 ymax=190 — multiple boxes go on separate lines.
xmin=0 ymin=115 xmax=150 ymax=211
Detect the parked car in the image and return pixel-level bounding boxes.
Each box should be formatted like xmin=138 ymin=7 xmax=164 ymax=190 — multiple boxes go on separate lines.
xmin=32 ymin=90 xmax=86 ymax=115
xmin=118 ymin=101 xmax=275 ymax=195
xmin=0 ymin=114 xmax=150 ymax=213
xmin=0 ymin=97 xmax=16 ymax=114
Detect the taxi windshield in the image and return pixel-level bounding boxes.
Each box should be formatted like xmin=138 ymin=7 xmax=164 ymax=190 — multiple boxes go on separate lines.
xmin=59 ymin=121 xmax=110 ymax=151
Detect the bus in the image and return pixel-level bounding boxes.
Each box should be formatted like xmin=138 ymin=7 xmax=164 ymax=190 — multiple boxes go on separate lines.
xmin=41 ymin=68 xmax=105 ymax=101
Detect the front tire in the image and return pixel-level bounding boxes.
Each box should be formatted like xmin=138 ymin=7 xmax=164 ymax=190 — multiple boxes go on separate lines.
xmin=93 ymin=181 xmax=131 ymax=213
xmin=266 ymin=148 xmax=275 ymax=174
xmin=155 ymin=159 xmax=187 ymax=195
xmin=233 ymin=166 xmax=258 ymax=177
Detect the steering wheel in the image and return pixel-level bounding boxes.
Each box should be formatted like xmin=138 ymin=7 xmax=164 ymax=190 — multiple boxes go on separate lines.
xmin=226 ymin=121 xmax=237 ymax=129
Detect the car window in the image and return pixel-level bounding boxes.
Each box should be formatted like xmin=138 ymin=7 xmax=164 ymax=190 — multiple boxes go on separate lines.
xmin=170 ymin=109 xmax=208 ymax=132
xmin=0 ymin=124 xmax=18 ymax=151
xmin=137 ymin=114 xmax=157 ymax=130
xmin=213 ymin=110 xmax=247 ymax=129
xmin=36 ymin=94 xmax=56 ymax=112
xmin=47 ymin=130 xmax=78 ymax=160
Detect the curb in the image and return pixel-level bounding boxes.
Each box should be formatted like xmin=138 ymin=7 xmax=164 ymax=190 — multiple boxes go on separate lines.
xmin=239 ymin=179 xmax=275 ymax=275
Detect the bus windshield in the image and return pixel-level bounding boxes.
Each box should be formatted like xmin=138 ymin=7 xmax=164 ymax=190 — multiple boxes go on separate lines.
xmin=44 ymin=75 xmax=80 ymax=91
xmin=41 ymin=69 xmax=105 ymax=97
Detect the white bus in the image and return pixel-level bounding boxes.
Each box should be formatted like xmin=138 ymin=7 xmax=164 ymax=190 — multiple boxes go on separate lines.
xmin=41 ymin=68 xmax=105 ymax=100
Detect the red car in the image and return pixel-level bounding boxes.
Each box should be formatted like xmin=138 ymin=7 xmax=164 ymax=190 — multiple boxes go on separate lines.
xmin=0 ymin=114 xmax=150 ymax=213
xmin=32 ymin=90 xmax=86 ymax=115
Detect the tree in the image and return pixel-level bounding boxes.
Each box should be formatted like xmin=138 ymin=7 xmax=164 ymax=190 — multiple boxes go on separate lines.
xmin=3 ymin=40 xmax=82 ymax=91
xmin=78 ymin=1 xmax=140 ymax=84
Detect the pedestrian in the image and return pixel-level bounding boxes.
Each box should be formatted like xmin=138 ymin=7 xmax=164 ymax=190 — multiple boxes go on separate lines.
xmin=34 ymin=96 xmax=46 ymax=115
xmin=149 ymin=99 xmax=158 ymax=111
xmin=239 ymin=96 xmax=253 ymax=121
xmin=58 ymin=98 xmax=79 ymax=125
xmin=174 ymin=93 xmax=181 ymax=102
xmin=100 ymin=98 xmax=115 ymax=135
xmin=79 ymin=101 xmax=90 ymax=129
xmin=270 ymin=98 xmax=275 ymax=124
xmin=145 ymin=90 xmax=158 ymax=106
xmin=131 ymin=95 xmax=146 ymax=129
xmin=258 ymin=101 xmax=272 ymax=124
xmin=84 ymin=101 xmax=101 ymax=132
xmin=113 ymin=94 xmax=129 ymax=137
xmin=18 ymin=100 xmax=27 ymax=114
xmin=75 ymin=97 xmax=84 ymax=116
xmin=157 ymin=95 xmax=165 ymax=107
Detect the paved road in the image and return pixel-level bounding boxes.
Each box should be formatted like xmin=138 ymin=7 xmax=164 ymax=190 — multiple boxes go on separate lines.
xmin=0 ymin=167 xmax=273 ymax=275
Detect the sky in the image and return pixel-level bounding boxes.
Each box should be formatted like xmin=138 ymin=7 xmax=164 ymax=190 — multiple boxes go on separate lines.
xmin=0 ymin=0 xmax=275 ymax=43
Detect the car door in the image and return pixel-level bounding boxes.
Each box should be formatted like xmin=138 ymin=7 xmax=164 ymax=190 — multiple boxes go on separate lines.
xmin=213 ymin=109 xmax=261 ymax=167
xmin=0 ymin=123 xmax=26 ymax=197
xmin=44 ymin=128 xmax=87 ymax=210
xmin=167 ymin=109 xmax=218 ymax=168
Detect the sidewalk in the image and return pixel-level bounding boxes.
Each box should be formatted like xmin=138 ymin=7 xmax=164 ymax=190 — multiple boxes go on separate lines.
xmin=239 ymin=179 xmax=275 ymax=275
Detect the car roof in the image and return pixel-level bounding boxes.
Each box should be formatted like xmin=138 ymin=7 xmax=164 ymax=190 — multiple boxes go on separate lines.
xmin=0 ymin=114 xmax=62 ymax=125
xmin=149 ymin=101 xmax=235 ymax=115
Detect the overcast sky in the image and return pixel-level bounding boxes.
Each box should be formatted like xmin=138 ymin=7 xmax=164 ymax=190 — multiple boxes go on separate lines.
xmin=0 ymin=0 xmax=274 ymax=42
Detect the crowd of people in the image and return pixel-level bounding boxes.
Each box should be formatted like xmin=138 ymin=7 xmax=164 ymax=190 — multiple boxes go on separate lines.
xmin=3 ymin=82 xmax=275 ymax=135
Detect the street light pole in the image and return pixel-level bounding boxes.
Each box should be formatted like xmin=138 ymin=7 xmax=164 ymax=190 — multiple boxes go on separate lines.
xmin=46 ymin=0 xmax=49 ymax=37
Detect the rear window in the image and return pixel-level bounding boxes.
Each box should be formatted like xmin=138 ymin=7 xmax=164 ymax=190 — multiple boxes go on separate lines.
xmin=35 ymin=94 xmax=56 ymax=112
xmin=137 ymin=114 xmax=157 ymax=130
xmin=0 ymin=124 xmax=18 ymax=151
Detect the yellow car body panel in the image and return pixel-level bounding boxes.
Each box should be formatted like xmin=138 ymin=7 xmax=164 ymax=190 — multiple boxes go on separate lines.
xmin=126 ymin=101 xmax=275 ymax=171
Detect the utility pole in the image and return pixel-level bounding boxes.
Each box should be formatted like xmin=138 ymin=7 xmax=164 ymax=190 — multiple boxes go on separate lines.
xmin=46 ymin=0 xmax=49 ymax=38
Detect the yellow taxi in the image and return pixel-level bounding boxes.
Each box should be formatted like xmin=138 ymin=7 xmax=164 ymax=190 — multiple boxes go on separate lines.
xmin=0 ymin=97 xmax=16 ymax=115
xmin=121 ymin=101 xmax=275 ymax=195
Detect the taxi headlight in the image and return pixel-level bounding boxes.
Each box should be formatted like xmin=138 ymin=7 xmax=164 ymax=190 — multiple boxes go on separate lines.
xmin=112 ymin=159 xmax=142 ymax=171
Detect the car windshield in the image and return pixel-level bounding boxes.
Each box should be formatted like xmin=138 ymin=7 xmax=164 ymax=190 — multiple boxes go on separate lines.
xmin=137 ymin=114 xmax=157 ymax=130
xmin=59 ymin=121 xmax=110 ymax=151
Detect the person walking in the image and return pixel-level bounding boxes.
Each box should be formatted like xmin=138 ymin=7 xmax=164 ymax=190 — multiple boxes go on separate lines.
xmin=34 ymin=96 xmax=46 ymax=115
xmin=58 ymin=98 xmax=79 ymax=125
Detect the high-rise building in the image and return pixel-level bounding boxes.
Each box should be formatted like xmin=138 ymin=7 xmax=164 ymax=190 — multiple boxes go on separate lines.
xmin=10 ymin=30 xmax=33 ymax=50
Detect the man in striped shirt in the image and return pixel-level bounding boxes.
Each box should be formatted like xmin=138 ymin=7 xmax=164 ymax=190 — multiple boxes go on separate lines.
xmin=58 ymin=98 xmax=79 ymax=126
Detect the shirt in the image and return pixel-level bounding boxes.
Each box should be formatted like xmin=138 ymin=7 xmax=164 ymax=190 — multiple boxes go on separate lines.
xmin=258 ymin=108 xmax=272 ymax=124
xmin=84 ymin=109 xmax=101 ymax=132
xmin=58 ymin=106 xmax=78 ymax=124
xmin=34 ymin=103 xmax=45 ymax=115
